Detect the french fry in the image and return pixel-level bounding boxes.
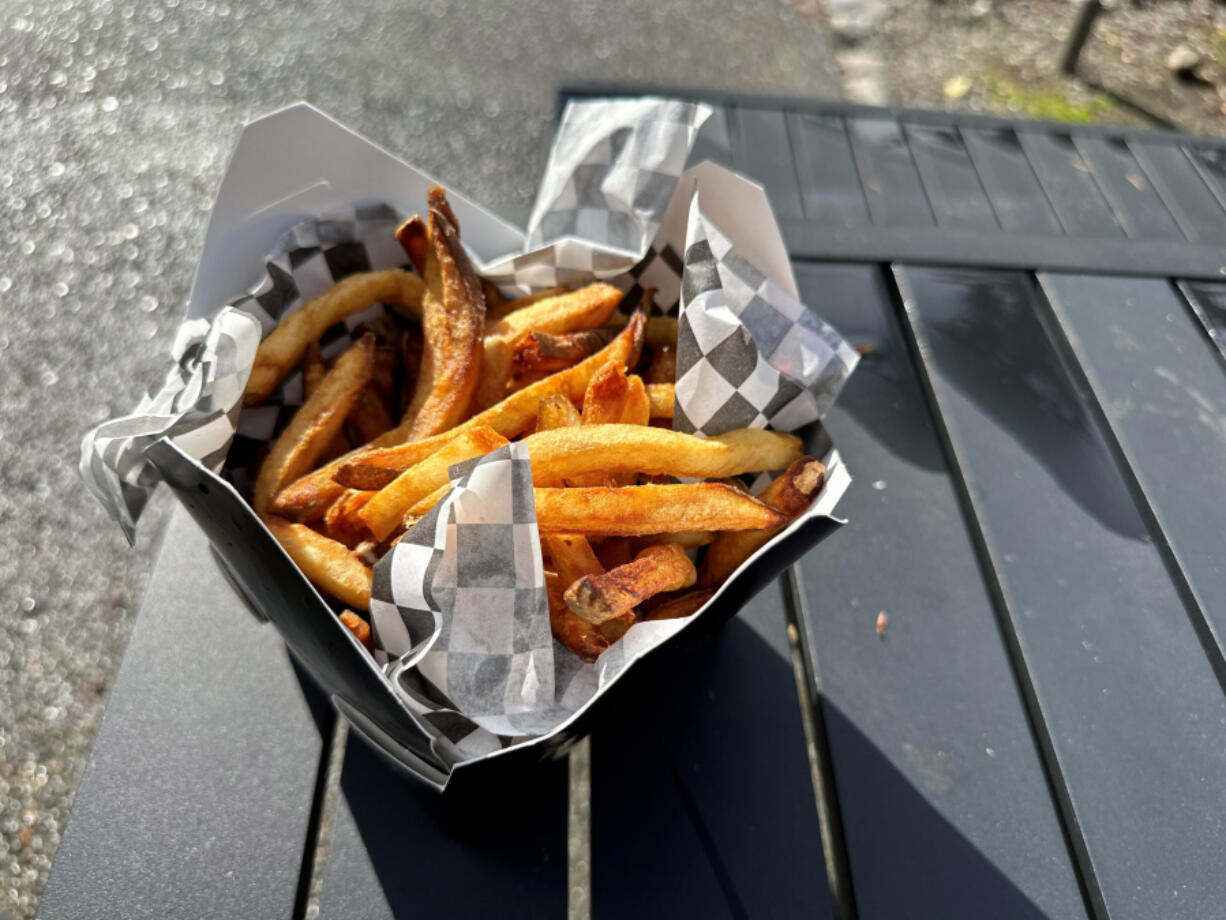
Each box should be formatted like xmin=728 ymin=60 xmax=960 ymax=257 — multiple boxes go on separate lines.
xmin=395 ymin=214 xmax=428 ymax=274
xmin=565 ymin=543 xmax=696 ymax=624
xmin=244 ymin=270 xmax=423 ymax=406
xmin=360 ymin=426 xmax=510 ymax=541
xmin=645 ymin=345 xmax=677 ymax=385
xmin=647 ymin=383 xmax=674 ymax=419
xmin=407 ymin=482 xmax=451 ymax=517
xmin=513 ymin=329 xmax=613 ymax=372
xmin=347 ymin=388 xmax=395 ymax=444
xmin=521 ymin=425 xmax=802 ymax=487
xmin=534 ymin=393 xmax=583 ymax=433
xmin=635 ymin=530 xmax=714 ymax=550
xmin=322 ymin=489 xmax=375 ymax=548
xmin=699 ymin=457 xmax=826 ymax=587
xmin=400 ymin=191 xmax=487 ymax=438
xmin=609 ymin=314 xmax=677 ymax=349
xmin=545 ymin=571 xmax=609 ymax=662
xmin=621 ymin=375 xmax=650 ymax=426
xmin=261 ymin=514 xmax=373 ymax=609
xmin=486 ymin=286 xmax=571 ymax=325
xmin=473 ymin=282 xmax=623 ymax=411
xmin=642 ymin=587 xmax=715 ymax=621
xmin=302 ymin=342 xmax=351 ymax=459
xmin=481 ymin=280 xmax=507 ymax=314
xmin=580 ymin=361 xmax=630 ymax=425
xmin=534 ymin=483 xmax=784 ymax=536
xmin=324 ymin=308 xmax=647 ymax=495
xmin=542 ymin=533 xmax=603 ymax=586
xmin=399 ymin=329 xmax=422 ymax=419
xmin=595 ymin=538 xmax=634 ymax=571
xmin=339 ymin=610 xmax=374 ymax=650
xmin=253 ymin=334 xmax=373 ymax=514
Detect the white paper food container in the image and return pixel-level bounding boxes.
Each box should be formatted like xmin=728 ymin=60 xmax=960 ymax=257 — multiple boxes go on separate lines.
xmin=94 ymin=102 xmax=852 ymax=792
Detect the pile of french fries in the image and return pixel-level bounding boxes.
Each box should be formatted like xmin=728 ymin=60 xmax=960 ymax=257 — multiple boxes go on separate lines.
xmin=245 ymin=187 xmax=825 ymax=662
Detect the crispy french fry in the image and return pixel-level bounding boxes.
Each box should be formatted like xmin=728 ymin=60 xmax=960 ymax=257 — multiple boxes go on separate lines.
xmin=635 ymin=530 xmax=714 ymax=550
xmin=486 ymin=286 xmax=571 ymax=325
xmin=608 ymin=314 xmax=677 ymax=349
xmin=481 ymin=280 xmax=507 ymax=314
xmin=360 ymin=426 xmax=510 ymax=541
xmin=513 ymin=329 xmax=613 ymax=372
xmin=400 ymin=193 xmax=487 ymax=438
xmin=581 ymin=361 xmax=630 ymax=424
xmin=642 ymin=587 xmax=715 ymax=621
xmin=535 ymin=483 xmax=784 ymax=536
xmin=302 ymin=342 xmax=351 ymax=459
xmin=699 ymin=457 xmax=826 ymax=587
xmin=399 ymin=329 xmax=421 ymax=419
xmin=595 ymin=537 xmax=634 ymax=571
xmin=347 ymin=388 xmax=395 ymax=444
xmin=323 ymin=309 xmax=647 ymax=496
xmin=598 ymin=614 xmax=635 ymax=643
xmin=645 ymin=345 xmax=677 ymax=385
xmin=395 ymin=214 xmax=428 ymax=274
xmin=339 ymin=609 xmax=374 ymax=650
xmin=254 ymin=334 xmax=373 ymax=514
xmin=524 ymin=425 xmax=802 ymax=487
xmin=621 ymin=375 xmax=650 ymax=426
xmin=534 ymin=393 xmax=583 ymax=433
xmin=472 ymin=283 xmax=623 ymax=411
xmin=407 ymin=482 xmax=451 ymax=517
xmin=261 ymin=514 xmax=373 ymax=609
xmin=244 ymin=271 xmax=423 ymax=406
xmin=647 ymin=383 xmax=674 ymax=419
xmin=369 ymin=343 xmax=400 ymax=407
xmin=565 ymin=543 xmax=696 ymax=624
xmin=542 ymin=534 xmax=603 ymax=585
xmin=545 ymin=571 xmax=609 ymax=662
xmin=322 ymin=489 xmax=375 ymax=548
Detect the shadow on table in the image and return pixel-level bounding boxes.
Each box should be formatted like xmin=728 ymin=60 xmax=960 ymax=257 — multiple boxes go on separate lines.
xmin=319 ymin=615 xmax=1061 ymax=919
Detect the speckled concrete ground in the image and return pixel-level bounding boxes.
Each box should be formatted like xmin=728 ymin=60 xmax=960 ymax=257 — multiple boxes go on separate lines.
xmin=0 ymin=1 xmax=839 ymax=916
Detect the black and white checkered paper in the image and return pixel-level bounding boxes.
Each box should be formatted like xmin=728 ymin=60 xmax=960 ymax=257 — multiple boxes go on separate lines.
xmin=81 ymin=98 xmax=857 ymax=772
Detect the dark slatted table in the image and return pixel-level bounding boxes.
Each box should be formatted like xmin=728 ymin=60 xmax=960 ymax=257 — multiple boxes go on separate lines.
xmin=40 ymin=94 xmax=1226 ymax=919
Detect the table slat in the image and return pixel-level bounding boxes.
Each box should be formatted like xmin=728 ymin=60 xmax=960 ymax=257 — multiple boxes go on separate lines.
xmin=905 ymin=124 xmax=999 ymax=230
xmin=846 ymin=117 xmax=935 ymax=227
xmin=37 ymin=509 xmax=327 ymax=920
xmin=688 ymin=104 xmax=733 ymax=169
xmin=793 ymin=262 xmax=1087 ymax=920
xmin=787 ymin=111 xmax=870 ymax=225
xmin=590 ymin=580 xmax=836 ymax=920
xmin=1128 ymin=142 xmax=1226 ymax=242
xmin=728 ymin=106 xmax=804 ymax=219
xmin=960 ymin=127 xmax=1063 ymax=234
xmin=1072 ymin=137 xmax=1183 ymax=241
xmin=1018 ymin=132 xmax=1122 ymax=238
xmin=1040 ymin=273 xmax=1226 ymax=674
xmin=896 ymin=265 xmax=1226 ymax=920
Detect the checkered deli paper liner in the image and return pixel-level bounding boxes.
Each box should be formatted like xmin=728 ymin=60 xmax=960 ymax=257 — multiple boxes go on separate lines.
xmin=80 ymin=98 xmax=857 ymax=766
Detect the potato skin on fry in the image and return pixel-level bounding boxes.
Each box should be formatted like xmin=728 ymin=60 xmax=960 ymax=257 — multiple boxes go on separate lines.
xmin=260 ymin=514 xmax=373 ymax=610
xmin=565 ymin=543 xmax=696 ymax=624
xmin=534 ymin=483 xmax=783 ymax=536
xmin=699 ymin=457 xmax=826 ymax=587
xmin=253 ymin=334 xmax=374 ymax=514
xmin=244 ymin=270 xmax=423 ymax=406
xmin=401 ymin=200 xmax=487 ymax=438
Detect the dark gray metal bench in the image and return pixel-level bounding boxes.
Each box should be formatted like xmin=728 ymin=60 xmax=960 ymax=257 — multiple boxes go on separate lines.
xmin=39 ymin=93 xmax=1226 ymax=919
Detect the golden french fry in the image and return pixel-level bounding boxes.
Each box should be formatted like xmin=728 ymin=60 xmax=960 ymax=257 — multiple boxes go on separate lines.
xmin=565 ymin=543 xmax=696 ymax=624
xmin=486 ymin=286 xmax=571 ymax=325
xmin=395 ymin=214 xmax=429 ymax=274
xmin=261 ymin=514 xmax=372 ymax=609
xmin=322 ymin=308 xmax=648 ymax=496
xmin=244 ymin=270 xmax=423 ymax=406
xmin=400 ymin=192 xmax=487 ymax=438
xmin=542 ymin=534 xmax=603 ymax=585
xmin=534 ymin=393 xmax=583 ymax=433
xmin=472 ymin=282 xmax=623 ymax=412
xmin=647 ymin=383 xmax=674 ymax=419
xmin=302 ymin=342 xmax=351 ymax=459
xmin=595 ymin=537 xmax=634 ymax=571
xmin=399 ymin=328 xmax=421 ymax=419
xmin=642 ymin=587 xmax=715 ymax=621
xmin=254 ymin=334 xmax=373 ymax=514
xmin=534 ymin=483 xmax=784 ymax=536
xmin=571 ymin=361 xmax=630 ymax=487
xmin=699 ymin=457 xmax=826 ymax=587
xmin=407 ymin=482 xmax=451 ymax=517
xmin=322 ymin=489 xmax=375 ymax=548
xmin=545 ymin=571 xmax=609 ymax=662
xmin=523 ymin=425 xmax=802 ymax=487
xmin=481 ymin=280 xmax=507 ymax=314
xmin=635 ymin=530 xmax=714 ymax=550
xmin=645 ymin=345 xmax=677 ymax=385
xmin=346 ymin=387 xmax=395 ymax=444
xmin=360 ymin=426 xmax=510 ymax=541
xmin=621 ymin=375 xmax=650 ymax=426
xmin=339 ymin=609 xmax=374 ymax=650
xmin=513 ymin=329 xmax=613 ymax=372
